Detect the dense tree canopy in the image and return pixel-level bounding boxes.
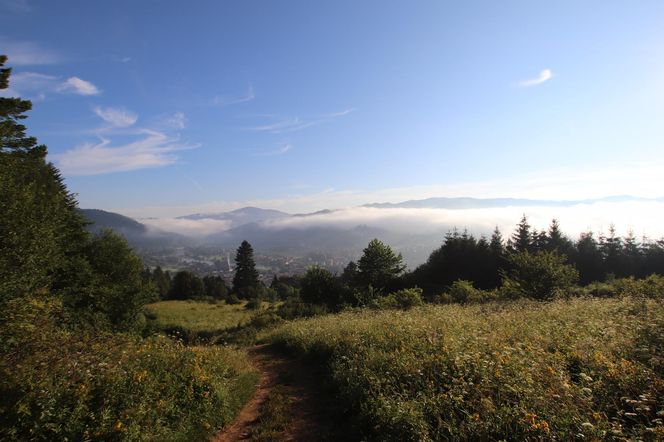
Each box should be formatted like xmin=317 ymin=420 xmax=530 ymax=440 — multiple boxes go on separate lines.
xmin=357 ymin=239 xmax=406 ymax=290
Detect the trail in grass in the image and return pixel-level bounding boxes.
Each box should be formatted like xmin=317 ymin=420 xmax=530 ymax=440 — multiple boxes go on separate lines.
xmin=212 ymin=344 xmax=337 ymax=442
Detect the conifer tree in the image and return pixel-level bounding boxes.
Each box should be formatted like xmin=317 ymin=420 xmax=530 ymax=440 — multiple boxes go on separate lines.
xmin=232 ymin=240 xmax=260 ymax=296
xmin=507 ymin=214 xmax=532 ymax=253
xmin=0 ymin=55 xmax=87 ymax=300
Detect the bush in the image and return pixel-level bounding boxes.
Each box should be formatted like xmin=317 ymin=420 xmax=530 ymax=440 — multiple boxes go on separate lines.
xmin=613 ymin=274 xmax=664 ymax=299
xmin=375 ymin=288 xmax=424 ymax=310
xmin=501 ymin=251 xmax=579 ymax=300
xmin=446 ymin=280 xmax=497 ymax=304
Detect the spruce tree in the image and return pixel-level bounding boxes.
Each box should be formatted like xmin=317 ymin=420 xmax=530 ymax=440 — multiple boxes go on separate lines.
xmin=507 ymin=214 xmax=532 ymax=253
xmin=0 ymin=55 xmax=87 ymax=300
xmin=232 ymin=240 xmax=260 ymax=297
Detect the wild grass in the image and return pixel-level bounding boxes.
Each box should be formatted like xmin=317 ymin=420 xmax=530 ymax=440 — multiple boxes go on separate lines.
xmin=146 ymin=299 xmax=256 ymax=333
xmin=267 ymin=296 xmax=664 ymax=441
xmin=0 ymin=295 xmax=259 ymax=441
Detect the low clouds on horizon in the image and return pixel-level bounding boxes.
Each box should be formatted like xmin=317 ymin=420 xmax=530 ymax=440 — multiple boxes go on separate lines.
xmin=141 ymin=201 xmax=664 ymax=241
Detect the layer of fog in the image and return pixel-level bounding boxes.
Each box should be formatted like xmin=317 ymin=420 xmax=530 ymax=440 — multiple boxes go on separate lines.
xmin=142 ymin=201 xmax=664 ymax=241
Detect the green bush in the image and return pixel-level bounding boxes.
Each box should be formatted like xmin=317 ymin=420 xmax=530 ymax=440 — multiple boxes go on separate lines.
xmin=375 ymin=288 xmax=424 ymax=310
xmin=501 ymin=251 xmax=579 ymax=300
xmin=613 ymin=274 xmax=664 ymax=299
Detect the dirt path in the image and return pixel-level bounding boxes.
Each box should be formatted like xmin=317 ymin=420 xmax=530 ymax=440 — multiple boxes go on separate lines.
xmin=212 ymin=344 xmax=337 ymax=442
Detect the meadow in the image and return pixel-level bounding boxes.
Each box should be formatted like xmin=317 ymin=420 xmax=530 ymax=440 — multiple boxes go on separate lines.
xmin=267 ymin=296 xmax=664 ymax=441
xmin=146 ymin=300 xmax=257 ymax=333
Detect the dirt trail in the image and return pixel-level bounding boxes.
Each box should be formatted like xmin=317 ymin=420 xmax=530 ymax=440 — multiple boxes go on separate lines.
xmin=212 ymin=344 xmax=337 ymax=442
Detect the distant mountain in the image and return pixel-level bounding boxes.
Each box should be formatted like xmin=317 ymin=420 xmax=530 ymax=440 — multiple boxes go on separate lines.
xmin=178 ymin=206 xmax=290 ymax=226
xmin=79 ymin=209 xmax=190 ymax=249
xmin=364 ymin=195 xmax=657 ymax=209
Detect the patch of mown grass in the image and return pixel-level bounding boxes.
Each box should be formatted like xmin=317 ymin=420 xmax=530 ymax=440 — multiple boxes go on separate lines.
xmin=267 ymin=297 xmax=664 ymax=441
xmin=0 ymin=294 xmax=259 ymax=441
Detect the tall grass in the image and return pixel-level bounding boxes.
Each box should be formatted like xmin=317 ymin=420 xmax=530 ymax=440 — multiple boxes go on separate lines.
xmin=268 ymin=297 xmax=664 ymax=440
xmin=145 ymin=300 xmax=257 ymax=333
xmin=0 ymin=295 xmax=258 ymax=441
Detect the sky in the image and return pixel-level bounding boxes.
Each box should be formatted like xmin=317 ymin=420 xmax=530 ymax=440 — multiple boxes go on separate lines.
xmin=2 ymin=0 xmax=664 ymax=222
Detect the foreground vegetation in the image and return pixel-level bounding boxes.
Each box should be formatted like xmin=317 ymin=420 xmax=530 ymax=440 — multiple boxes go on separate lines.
xmin=268 ymin=295 xmax=664 ymax=441
xmin=0 ymin=294 xmax=258 ymax=441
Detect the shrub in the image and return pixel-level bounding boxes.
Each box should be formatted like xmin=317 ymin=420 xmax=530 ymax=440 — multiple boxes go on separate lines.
xmin=613 ymin=274 xmax=664 ymax=299
xmin=375 ymin=288 xmax=424 ymax=310
xmin=501 ymin=251 xmax=579 ymax=300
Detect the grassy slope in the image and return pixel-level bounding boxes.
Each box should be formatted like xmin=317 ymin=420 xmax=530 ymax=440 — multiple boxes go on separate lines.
xmin=267 ymin=297 xmax=664 ymax=441
xmin=0 ymin=295 xmax=259 ymax=441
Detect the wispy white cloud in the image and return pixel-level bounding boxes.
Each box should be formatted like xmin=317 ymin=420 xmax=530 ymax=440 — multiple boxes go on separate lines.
xmin=53 ymin=129 xmax=197 ymax=176
xmin=517 ymin=68 xmax=553 ymax=87
xmin=0 ymin=0 xmax=32 ymax=12
xmin=0 ymin=39 xmax=60 ymax=65
xmin=93 ymin=106 xmax=138 ymax=127
xmin=211 ymin=84 xmax=255 ymax=106
xmin=247 ymin=108 xmax=354 ymax=134
xmin=253 ymin=143 xmax=293 ymax=157
xmin=164 ymin=112 xmax=187 ymax=129
xmin=57 ymin=76 xmax=100 ymax=95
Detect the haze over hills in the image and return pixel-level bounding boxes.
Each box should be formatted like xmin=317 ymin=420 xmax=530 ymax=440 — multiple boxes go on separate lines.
xmin=79 ymin=209 xmax=190 ymax=249
xmin=82 ymin=194 xmax=664 ymax=267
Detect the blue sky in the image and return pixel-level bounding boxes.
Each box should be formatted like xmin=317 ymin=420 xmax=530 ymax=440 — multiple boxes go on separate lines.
xmin=2 ymin=0 xmax=664 ymax=217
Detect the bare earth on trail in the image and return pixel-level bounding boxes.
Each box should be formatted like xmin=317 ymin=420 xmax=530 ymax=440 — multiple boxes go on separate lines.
xmin=212 ymin=344 xmax=339 ymax=442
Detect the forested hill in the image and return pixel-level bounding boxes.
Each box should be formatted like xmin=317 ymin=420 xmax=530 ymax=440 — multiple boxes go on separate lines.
xmin=78 ymin=209 xmax=189 ymax=249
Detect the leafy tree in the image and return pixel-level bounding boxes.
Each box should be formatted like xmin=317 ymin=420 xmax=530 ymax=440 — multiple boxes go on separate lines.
xmin=78 ymin=230 xmax=154 ymax=329
xmin=357 ymin=239 xmax=406 ymax=290
xmin=300 ymin=266 xmax=338 ymax=308
xmin=169 ymin=270 xmax=204 ymax=300
xmin=152 ymin=266 xmax=172 ymax=298
xmin=203 ymin=275 xmax=229 ymax=300
xmin=501 ymin=251 xmax=579 ymax=300
xmin=232 ymin=240 xmax=260 ymax=298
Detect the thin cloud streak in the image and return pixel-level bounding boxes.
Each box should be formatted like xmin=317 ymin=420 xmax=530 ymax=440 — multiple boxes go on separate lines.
xmin=210 ymin=84 xmax=255 ymax=106
xmin=518 ymin=69 xmax=553 ymax=87
xmin=53 ymin=129 xmax=198 ymax=176
xmin=247 ymin=108 xmax=354 ymax=134
xmin=253 ymin=143 xmax=293 ymax=157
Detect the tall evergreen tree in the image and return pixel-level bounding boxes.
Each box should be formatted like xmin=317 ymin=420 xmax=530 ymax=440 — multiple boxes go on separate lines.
xmin=507 ymin=215 xmax=532 ymax=253
xmin=232 ymin=240 xmax=260 ymax=297
xmin=574 ymin=232 xmax=604 ymax=284
xmin=0 ymin=55 xmax=88 ymax=300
